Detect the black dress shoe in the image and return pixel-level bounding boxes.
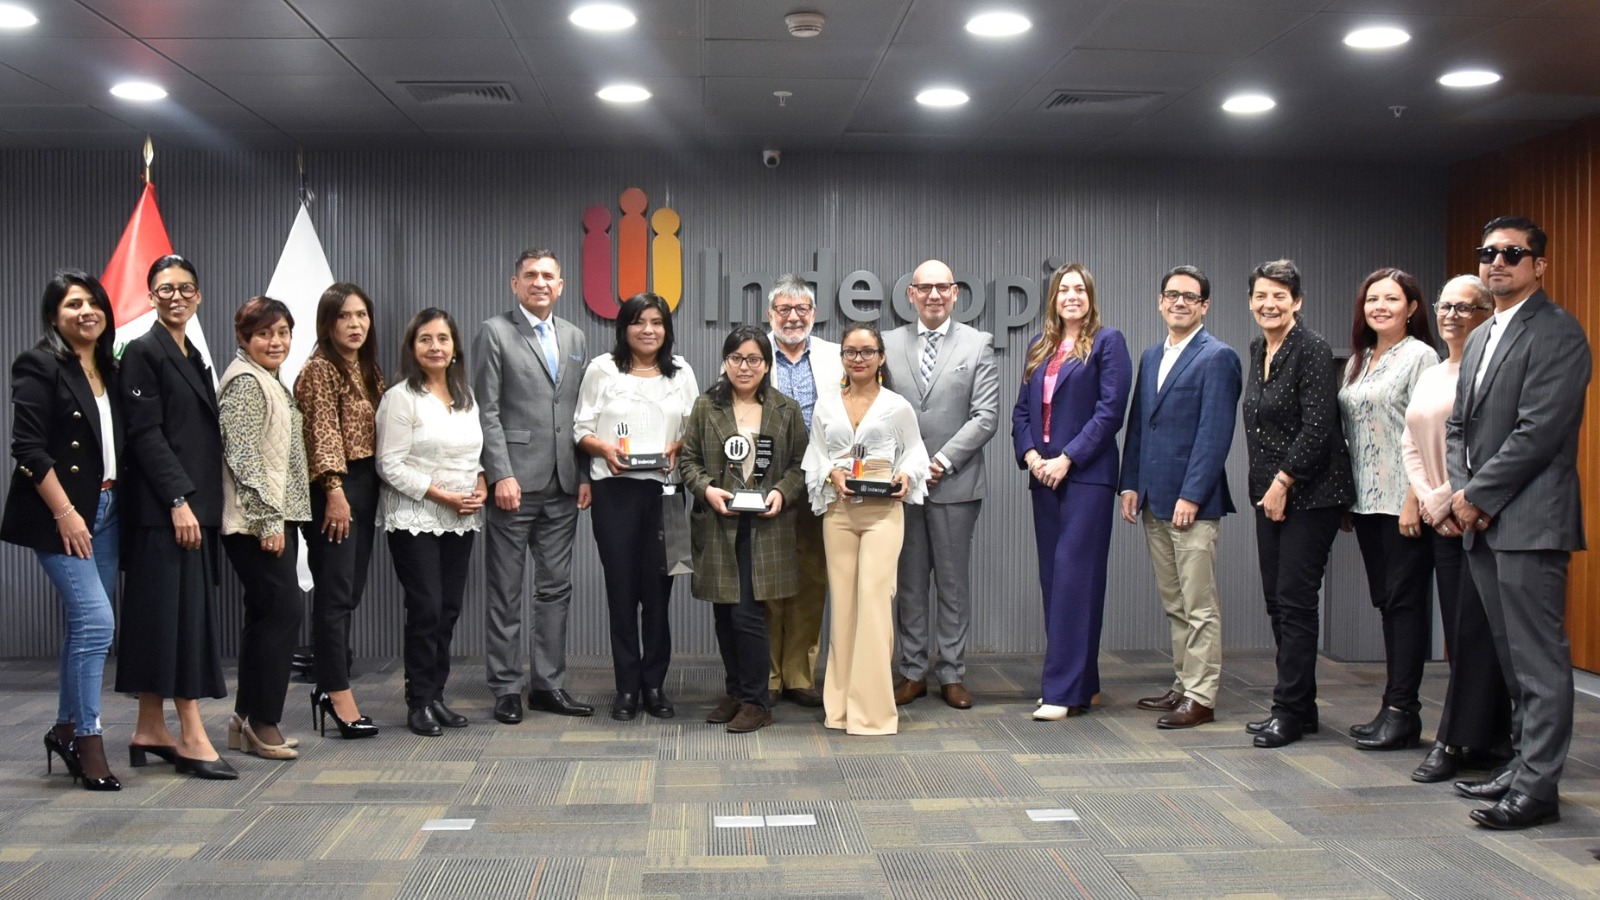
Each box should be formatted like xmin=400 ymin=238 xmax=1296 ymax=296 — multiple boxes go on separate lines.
xmin=1355 ymin=708 xmax=1421 ymax=751
xmin=529 ymin=689 xmax=595 ymax=717
xmin=174 ymin=754 xmax=239 ymax=780
xmin=1455 ymin=766 xmax=1514 ymax=800
xmin=1348 ymin=707 xmax=1386 ymax=738
xmin=494 ymin=694 xmax=524 ymax=724
xmin=429 ymin=700 xmax=468 ymax=728
xmin=1247 ymin=716 xmax=1317 ymax=735
xmin=408 ymin=706 xmax=443 ymax=736
xmin=1411 ymin=743 xmax=1461 ymax=783
xmin=611 ymin=692 xmax=640 ymax=721
xmin=641 ymin=688 xmax=675 ymax=719
xmin=1251 ymin=716 xmax=1304 ymax=748
xmin=1470 ymin=790 xmax=1560 ymax=830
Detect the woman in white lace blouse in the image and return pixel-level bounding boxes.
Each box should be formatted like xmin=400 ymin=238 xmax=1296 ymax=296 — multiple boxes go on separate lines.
xmin=376 ymin=308 xmax=485 ymax=738
xmin=1336 ymin=268 xmax=1439 ymax=751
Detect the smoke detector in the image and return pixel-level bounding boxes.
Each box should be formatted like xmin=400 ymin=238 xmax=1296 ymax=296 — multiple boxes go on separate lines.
xmin=785 ymin=12 xmax=824 ymax=38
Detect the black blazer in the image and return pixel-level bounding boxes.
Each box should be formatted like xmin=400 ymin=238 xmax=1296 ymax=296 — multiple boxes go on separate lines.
xmin=120 ymin=326 xmax=223 ymax=528
xmin=1 ymin=347 xmax=125 ymax=553
xmin=1243 ymin=323 xmax=1354 ymax=512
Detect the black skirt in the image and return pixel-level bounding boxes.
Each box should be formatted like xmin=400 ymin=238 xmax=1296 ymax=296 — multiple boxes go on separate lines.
xmin=113 ymin=525 xmax=228 ymax=700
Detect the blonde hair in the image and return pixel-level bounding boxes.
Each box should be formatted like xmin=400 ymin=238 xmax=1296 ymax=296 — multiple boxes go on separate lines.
xmin=1023 ymin=262 xmax=1101 ymax=380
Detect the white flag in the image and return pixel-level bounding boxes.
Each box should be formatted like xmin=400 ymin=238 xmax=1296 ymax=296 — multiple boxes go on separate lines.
xmin=266 ymin=202 xmax=335 ymax=591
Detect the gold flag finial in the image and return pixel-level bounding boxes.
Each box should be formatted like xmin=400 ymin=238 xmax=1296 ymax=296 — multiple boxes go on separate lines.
xmin=142 ymin=136 xmax=153 ymax=184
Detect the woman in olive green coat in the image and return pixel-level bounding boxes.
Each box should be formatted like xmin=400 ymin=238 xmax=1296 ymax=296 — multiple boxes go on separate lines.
xmin=679 ymin=326 xmax=808 ymax=733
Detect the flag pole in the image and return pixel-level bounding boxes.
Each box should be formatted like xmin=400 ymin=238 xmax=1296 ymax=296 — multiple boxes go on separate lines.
xmin=142 ymin=135 xmax=153 ymax=185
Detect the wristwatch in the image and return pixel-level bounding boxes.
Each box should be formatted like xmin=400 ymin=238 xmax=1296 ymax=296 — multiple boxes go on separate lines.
xmin=172 ymin=497 xmax=188 ymax=508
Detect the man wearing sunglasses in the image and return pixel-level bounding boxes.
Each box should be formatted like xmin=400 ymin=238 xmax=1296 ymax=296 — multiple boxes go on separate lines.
xmin=882 ymin=259 xmax=1000 ymax=710
xmin=1445 ymin=216 xmax=1591 ymax=830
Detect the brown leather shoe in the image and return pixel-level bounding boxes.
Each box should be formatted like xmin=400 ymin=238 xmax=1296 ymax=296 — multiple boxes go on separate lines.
xmin=894 ymin=678 xmax=927 ymax=706
xmin=706 ymin=695 xmax=742 ymax=724
xmin=726 ymin=703 xmax=773 ymax=733
xmin=941 ymin=683 xmax=974 ymax=709
xmin=782 ymin=687 xmax=823 ymax=708
xmin=1136 ymin=690 xmax=1182 ymax=711
xmin=1157 ymin=698 xmax=1214 ymax=729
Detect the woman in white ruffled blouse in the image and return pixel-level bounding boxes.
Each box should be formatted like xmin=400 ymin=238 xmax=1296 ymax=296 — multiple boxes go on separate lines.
xmin=803 ymin=323 xmax=928 ymax=735
xmin=376 ymin=308 xmax=485 ymax=738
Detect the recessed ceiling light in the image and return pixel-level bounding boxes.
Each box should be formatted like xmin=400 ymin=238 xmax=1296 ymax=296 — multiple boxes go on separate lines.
xmin=597 ymin=83 xmax=650 ymax=103
xmin=110 ymin=81 xmax=167 ymax=101
xmin=966 ymin=12 xmax=1031 ymax=37
xmin=916 ymin=88 xmax=969 ymax=107
xmin=1343 ymin=26 xmax=1410 ymax=49
xmin=1438 ymin=69 xmax=1501 ymax=88
xmin=0 ymin=3 xmax=38 ymax=28
xmin=1221 ymin=94 xmax=1275 ymax=114
xmin=569 ymin=4 xmax=635 ymax=31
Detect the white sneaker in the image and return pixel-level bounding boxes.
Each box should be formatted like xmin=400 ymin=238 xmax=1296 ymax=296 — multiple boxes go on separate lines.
xmin=1033 ymin=704 xmax=1070 ymax=721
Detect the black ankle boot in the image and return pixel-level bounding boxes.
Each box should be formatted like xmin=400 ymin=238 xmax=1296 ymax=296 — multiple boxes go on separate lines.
xmin=1348 ymin=707 xmax=1386 ymax=738
xmin=1355 ymin=708 xmax=1421 ymax=751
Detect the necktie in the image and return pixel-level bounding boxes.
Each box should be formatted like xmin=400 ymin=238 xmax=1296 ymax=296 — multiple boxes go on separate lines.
xmin=920 ymin=331 xmax=942 ymax=385
xmin=536 ymin=321 xmax=559 ymax=381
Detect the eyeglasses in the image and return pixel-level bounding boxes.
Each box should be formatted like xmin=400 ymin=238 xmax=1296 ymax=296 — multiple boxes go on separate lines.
xmin=909 ymin=282 xmax=956 ymax=296
xmin=1475 ymin=245 xmax=1535 ymax=266
xmin=153 ymin=283 xmax=199 ymax=299
xmin=1160 ymin=290 xmax=1205 ymax=304
xmin=771 ymin=304 xmax=813 ymax=318
xmin=1435 ymin=301 xmax=1491 ymax=317
xmin=724 ymin=354 xmax=766 ymax=369
xmin=841 ymin=348 xmax=882 ymax=361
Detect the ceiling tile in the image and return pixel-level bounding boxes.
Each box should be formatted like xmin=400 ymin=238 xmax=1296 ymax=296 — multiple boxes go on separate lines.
xmin=204 ymin=74 xmax=389 ymax=106
xmin=251 ymin=104 xmax=417 ymax=131
xmin=536 ymin=75 xmax=700 ymax=113
xmin=705 ymin=40 xmax=881 ymax=79
xmin=0 ymin=65 xmax=73 ymax=104
xmin=286 ymin=0 xmax=509 ymax=38
xmin=146 ymin=38 xmax=353 ymax=76
xmin=497 ymin=0 xmax=703 ymax=40
xmin=1040 ymin=49 xmax=1237 ymax=91
xmin=892 ymin=0 xmax=1117 ymax=43
xmin=0 ymin=104 xmax=135 ymax=129
xmin=334 ymin=38 xmax=528 ymax=79
xmin=1081 ymin=2 xmax=1316 ymax=54
xmin=0 ymin=0 xmax=127 ymax=37
xmin=0 ymin=37 xmax=239 ymax=105
xmin=516 ymin=38 xmax=702 ymax=78
xmin=702 ymin=0 xmax=906 ymax=40
xmin=75 ymin=0 xmax=317 ymax=38
xmin=870 ymin=39 xmax=1068 ymax=84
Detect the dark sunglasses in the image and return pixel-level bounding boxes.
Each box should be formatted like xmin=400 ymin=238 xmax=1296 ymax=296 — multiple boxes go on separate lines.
xmin=1475 ymin=245 xmax=1535 ymax=266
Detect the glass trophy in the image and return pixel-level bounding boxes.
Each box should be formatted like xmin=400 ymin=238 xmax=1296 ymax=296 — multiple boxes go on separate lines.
xmin=615 ymin=406 xmax=669 ymax=469
xmin=844 ymin=441 xmax=897 ymax=497
xmin=725 ymin=433 xmax=772 ymax=512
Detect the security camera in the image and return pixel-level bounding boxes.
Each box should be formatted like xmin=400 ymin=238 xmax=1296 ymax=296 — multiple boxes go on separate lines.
xmin=762 ymin=150 xmax=781 ymax=169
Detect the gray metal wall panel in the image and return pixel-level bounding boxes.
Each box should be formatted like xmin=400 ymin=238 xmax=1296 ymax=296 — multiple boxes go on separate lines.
xmin=0 ymin=150 xmax=1440 ymax=664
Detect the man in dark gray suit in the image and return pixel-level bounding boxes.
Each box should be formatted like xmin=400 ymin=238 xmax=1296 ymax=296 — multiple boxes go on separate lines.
xmin=474 ymin=249 xmax=593 ymax=722
xmin=1445 ymin=216 xmax=1590 ymax=829
xmin=884 ymin=259 xmax=1000 ymax=709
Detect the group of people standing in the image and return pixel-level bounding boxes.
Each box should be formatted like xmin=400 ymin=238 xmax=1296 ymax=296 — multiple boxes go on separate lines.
xmin=9 ymin=217 xmax=1587 ymax=831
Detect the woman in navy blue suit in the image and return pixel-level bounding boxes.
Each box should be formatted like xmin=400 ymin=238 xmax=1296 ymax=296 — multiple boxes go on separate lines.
xmin=1012 ymin=262 xmax=1132 ymax=720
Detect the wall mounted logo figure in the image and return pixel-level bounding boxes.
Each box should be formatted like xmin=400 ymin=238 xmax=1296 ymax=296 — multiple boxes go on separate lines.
xmin=581 ymin=187 xmax=681 ymax=320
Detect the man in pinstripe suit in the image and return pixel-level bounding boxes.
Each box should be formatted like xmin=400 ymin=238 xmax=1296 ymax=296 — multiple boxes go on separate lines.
xmin=1444 ymin=216 xmax=1590 ymax=830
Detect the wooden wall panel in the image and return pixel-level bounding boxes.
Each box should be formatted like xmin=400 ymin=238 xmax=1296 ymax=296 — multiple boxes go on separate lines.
xmin=1446 ymin=118 xmax=1600 ymax=673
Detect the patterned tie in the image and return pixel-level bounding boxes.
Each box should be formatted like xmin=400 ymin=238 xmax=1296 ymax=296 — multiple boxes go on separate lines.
xmin=920 ymin=331 xmax=942 ymax=385
xmin=536 ymin=321 xmax=559 ymax=381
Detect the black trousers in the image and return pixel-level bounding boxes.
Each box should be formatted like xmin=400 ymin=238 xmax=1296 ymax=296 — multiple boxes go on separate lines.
xmin=1255 ymin=506 xmax=1342 ymax=725
xmin=714 ymin=516 xmax=771 ymax=708
xmin=1351 ymin=513 xmax=1434 ymax=713
xmin=223 ymin=530 xmax=304 ymax=724
xmin=1432 ymin=533 xmax=1512 ymax=749
xmin=302 ymin=457 xmax=379 ymax=693
xmin=590 ymin=478 xmax=674 ymax=693
xmin=387 ymin=529 xmax=474 ymax=707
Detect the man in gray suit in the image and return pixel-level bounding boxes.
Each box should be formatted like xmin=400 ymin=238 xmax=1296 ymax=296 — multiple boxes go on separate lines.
xmin=474 ymin=249 xmax=593 ymax=722
xmin=884 ymin=259 xmax=1000 ymax=709
xmin=1445 ymin=216 xmax=1590 ymax=829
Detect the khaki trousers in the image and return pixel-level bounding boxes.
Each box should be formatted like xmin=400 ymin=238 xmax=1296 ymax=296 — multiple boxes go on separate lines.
xmin=1141 ymin=509 xmax=1222 ymax=708
xmin=767 ymin=506 xmax=827 ymax=691
xmin=822 ymin=497 xmax=903 ymax=735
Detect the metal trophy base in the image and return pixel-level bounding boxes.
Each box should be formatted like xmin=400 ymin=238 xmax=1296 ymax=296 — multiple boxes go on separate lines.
xmin=845 ymin=478 xmax=897 ymax=497
xmin=620 ymin=453 xmax=669 ymax=470
xmin=729 ymin=489 xmax=769 ymax=513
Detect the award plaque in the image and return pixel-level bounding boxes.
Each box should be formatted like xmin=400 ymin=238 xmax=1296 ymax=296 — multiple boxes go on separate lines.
xmin=729 ymin=490 xmax=769 ymax=513
xmin=724 ymin=433 xmax=774 ymax=512
xmin=616 ymin=408 xmax=669 ymax=469
xmin=844 ymin=442 xmax=897 ymax=497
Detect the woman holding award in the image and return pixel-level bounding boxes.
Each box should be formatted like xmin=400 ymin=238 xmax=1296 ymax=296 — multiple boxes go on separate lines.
xmin=679 ymin=326 xmax=808 ymax=734
xmin=576 ymin=293 xmax=699 ymax=722
xmin=803 ymin=323 xmax=928 ymax=736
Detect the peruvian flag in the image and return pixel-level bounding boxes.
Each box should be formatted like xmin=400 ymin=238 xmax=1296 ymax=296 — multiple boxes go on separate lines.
xmin=102 ymin=182 xmax=217 ymax=376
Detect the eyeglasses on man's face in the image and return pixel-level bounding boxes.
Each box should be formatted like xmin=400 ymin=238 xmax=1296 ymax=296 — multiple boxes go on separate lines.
xmin=724 ymin=354 xmax=766 ymax=369
xmin=771 ymin=304 xmax=813 ymax=318
xmin=1475 ymin=245 xmax=1535 ymax=266
xmin=1160 ymin=290 xmax=1205 ymax=305
xmin=909 ymin=282 xmax=956 ymax=296
xmin=841 ymin=348 xmax=882 ymax=361
xmin=153 ymin=283 xmax=199 ymax=299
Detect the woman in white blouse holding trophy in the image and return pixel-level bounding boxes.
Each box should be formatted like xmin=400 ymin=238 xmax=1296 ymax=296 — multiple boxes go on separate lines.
xmin=804 ymin=323 xmax=928 ymax=735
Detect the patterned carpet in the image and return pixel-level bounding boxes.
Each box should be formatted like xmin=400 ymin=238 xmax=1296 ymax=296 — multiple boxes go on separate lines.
xmin=0 ymin=650 xmax=1595 ymax=899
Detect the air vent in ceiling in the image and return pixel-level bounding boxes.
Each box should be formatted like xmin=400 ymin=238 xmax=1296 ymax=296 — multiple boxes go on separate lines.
xmin=1039 ymin=90 xmax=1159 ymax=114
xmin=401 ymin=82 xmax=519 ymax=106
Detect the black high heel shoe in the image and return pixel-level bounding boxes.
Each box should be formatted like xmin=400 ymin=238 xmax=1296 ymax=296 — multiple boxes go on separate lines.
xmin=44 ymin=728 xmax=79 ymax=777
xmin=128 ymin=743 xmax=181 ymax=767
xmin=1355 ymin=708 xmax=1421 ymax=751
xmin=312 ymin=690 xmax=379 ymax=739
xmin=68 ymin=735 xmax=121 ymax=791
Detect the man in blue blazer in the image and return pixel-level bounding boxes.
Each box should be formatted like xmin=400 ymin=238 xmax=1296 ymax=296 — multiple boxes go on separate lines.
xmin=1118 ymin=265 xmax=1242 ymax=729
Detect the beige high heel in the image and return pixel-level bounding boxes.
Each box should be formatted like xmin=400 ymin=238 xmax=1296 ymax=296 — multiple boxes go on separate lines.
xmin=230 ymin=712 xmax=299 ymax=750
xmin=238 ymin=719 xmax=299 ymax=761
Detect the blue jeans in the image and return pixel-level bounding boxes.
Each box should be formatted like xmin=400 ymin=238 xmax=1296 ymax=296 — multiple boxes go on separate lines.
xmin=35 ymin=490 xmax=118 ymax=737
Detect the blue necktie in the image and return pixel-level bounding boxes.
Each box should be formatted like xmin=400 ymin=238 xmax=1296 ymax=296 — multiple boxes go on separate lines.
xmin=536 ymin=321 xmax=559 ymax=381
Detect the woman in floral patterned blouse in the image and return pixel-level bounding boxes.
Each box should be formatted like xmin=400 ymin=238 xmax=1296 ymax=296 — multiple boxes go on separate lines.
xmin=294 ymin=283 xmax=385 ymax=739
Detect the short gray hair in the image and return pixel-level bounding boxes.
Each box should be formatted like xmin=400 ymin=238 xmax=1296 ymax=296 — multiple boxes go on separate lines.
xmin=1440 ymin=274 xmax=1492 ymax=309
xmin=768 ymin=274 xmax=815 ymax=307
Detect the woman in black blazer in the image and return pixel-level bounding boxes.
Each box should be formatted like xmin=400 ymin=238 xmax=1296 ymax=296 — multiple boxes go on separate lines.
xmin=1241 ymin=259 xmax=1354 ymax=749
xmin=2 ymin=270 xmax=125 ymax=791
xmin=113 ymin=254 xmax=236 ymax=780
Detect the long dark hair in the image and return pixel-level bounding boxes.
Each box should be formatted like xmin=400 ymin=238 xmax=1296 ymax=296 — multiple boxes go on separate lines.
xmin=37 ymin=269 xmax=117 ymax=376
xmin=839 ymin=323 xmax=893 ymax=392
xmin=610 ymin=293 xmax=680 ymax=378
xmin=1346 ymin=267 xmax=1437 ymax=385
xmin=314 ymin=282 xmax=381 ymax=398
xmin=398 ymin=307 xmax=473 ymax=411
xmin=707 ymin=326 xmax=772 ymax=406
